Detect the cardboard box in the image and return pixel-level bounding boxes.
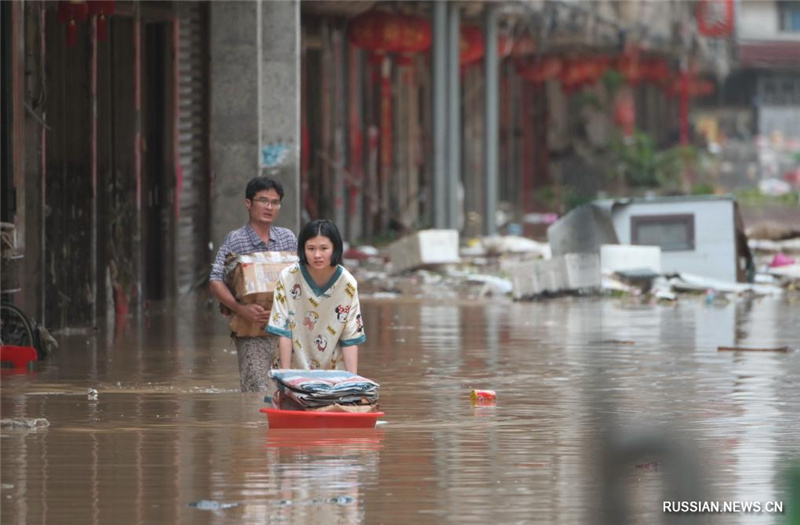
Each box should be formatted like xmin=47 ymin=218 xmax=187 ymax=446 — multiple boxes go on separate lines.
xmin=388 ymin=229 xmax=460 ymax=274
xmin=228 ymin=251 xmax=298 ymax=300
xmin=225 ymin=251 xmax=298 ymax=337
xmin=229 ymin=312 xmax=268 ymax=338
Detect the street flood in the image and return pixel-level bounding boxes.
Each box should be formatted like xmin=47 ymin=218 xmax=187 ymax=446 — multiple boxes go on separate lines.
xmin=1 ymin=295 xmax=798 ymax=524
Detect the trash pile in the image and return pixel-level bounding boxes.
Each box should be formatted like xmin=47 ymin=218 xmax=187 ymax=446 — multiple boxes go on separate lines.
xmin=747 ymin=220 xmax=800 ymax=288
xmin=343 ymin=219 xmax=800 ymax=302
xmin=268 ymin=369 xmax=380 ymax=413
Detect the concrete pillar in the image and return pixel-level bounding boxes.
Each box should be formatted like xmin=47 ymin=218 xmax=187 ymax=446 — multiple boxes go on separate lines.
xmin=210 ymin=0 xmax=300 ymax=246
xmin=432 ymin=1 xmax=448 ymax=229
xmin=447 ymin=3 xmax=461 ymax=231
xmin=20 ymin=3 xmax=45 ymax=321
xmin=483 ymin=5 xmax=499 ymax=236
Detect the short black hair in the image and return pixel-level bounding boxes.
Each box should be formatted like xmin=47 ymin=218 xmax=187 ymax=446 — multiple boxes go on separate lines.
xmin=297 ymin=219 xmax=343 ymax=267
xmin=245 ymin=176 xmax=284 ymax=201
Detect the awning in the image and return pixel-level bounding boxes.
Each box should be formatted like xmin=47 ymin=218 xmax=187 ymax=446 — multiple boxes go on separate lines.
xmin=738 ymin=40 xmax=800 ymax=69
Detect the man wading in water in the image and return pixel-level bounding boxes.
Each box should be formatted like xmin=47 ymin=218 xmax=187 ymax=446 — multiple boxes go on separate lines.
xmin=209 ymin=176 xmax=297 ymax=392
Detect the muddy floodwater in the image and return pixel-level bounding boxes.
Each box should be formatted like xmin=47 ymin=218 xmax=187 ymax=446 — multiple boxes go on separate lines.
xmin=2 ymin=295 xmax=799 ymax=524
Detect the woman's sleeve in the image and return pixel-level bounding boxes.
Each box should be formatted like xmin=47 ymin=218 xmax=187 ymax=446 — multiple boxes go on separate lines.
xmin=339 ymin=280 xmax=366 ymax=346
xmin=266 ymin=268 xmax=293 ymax=338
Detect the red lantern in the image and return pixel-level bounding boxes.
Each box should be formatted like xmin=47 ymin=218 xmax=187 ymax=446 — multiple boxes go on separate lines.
xmin=697 ymin=0 xmax=734 ymax=37
xmin=88 ymin=1 xmax=115 ymax=42
xmin=642 ymin=58 xmax=670 ymax=84
xmin=559 ymin=59 xmax=582 ymax=90
xmin=581 ymin=58 xmax=608 ymax=86
xmin=616 ymin=53 xmax=643 ymax=84
xmin=460 ymin=26 xmax=484 ymax=66
xmin=58 ymin=0 xmax=89 ymax=48
xmin=560 ymin=58 xmax=603 ymax=92
xmin=349 ymin=11 xmax=431 ymax=55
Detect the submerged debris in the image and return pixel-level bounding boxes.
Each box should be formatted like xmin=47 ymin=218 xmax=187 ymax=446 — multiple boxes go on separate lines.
xmin=188 ymin=500 xmax=239 ymax=511
xmin=718 ymin=345 xmax=792 ymax=353
xmin=0 ymin=418 xmax=50 ymax=429
xmin=635 ymin=461 xmax=660 ymax=471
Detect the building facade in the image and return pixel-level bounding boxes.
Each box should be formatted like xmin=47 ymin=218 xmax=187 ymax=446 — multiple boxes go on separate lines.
xmin=1 ymin=0 xmax=300 ymax=329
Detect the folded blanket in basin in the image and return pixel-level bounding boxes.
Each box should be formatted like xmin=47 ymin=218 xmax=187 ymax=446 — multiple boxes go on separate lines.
xmin=268 ymin=369 xmax=380 ymax=408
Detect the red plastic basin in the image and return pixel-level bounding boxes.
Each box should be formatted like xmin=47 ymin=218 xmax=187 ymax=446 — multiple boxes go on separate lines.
xmin=0 ymin=345 xmax=38 ymax=369
xmin=260 ymin=408 xmax=384 ymax=429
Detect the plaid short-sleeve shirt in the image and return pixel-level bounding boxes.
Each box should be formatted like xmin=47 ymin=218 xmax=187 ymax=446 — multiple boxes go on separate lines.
xmin=209 ymin=223 xmax=297 ymax=282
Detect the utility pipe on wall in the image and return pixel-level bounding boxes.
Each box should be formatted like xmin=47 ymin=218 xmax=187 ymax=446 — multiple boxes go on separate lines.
xmin=447 ymin=3 xmax=461 ymax=231
xmin=483 ymin=5 xmax=499 ymax=236
xmin=432 ymin=0 xmax=447 ymax=229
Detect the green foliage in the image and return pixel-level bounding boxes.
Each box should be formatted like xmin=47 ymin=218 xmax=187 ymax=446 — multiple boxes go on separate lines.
xmin=536 ymin=186 xmax=556 ymax=206
xmin=368 ymin=231 xmax=400 ymax=247
xmin=609 ymin=130 xmax=696 ymax=189
xmin=563 ymin=188 xmax=595 ymax=212
xmin=734 ymin=188 xmax=800 ymax=207
xmin=602 ymin=69 xmax=624 ymax=97
xmin=690 ymin=183 xmax=716 ymax=195
xmin=574 ymin=92 xmax=603 ymax=111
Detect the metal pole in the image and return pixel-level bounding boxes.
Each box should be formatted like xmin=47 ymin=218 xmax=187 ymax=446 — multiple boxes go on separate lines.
xmin=332 ymin=27 xmax=346 ymax=231
xmin=447 ymin=3 xmax=461 ymax=231
xmin=90 ymin=15 xmax=98 ymax=324
xmin=483 ymin=5 xmax=499 ymax=236
xmin=432 ymin=0 xmax=447 ymax=229
xmin=134 ymin=4 xmax=143 ymax=318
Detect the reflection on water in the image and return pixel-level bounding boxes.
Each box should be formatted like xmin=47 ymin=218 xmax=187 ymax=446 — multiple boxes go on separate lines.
xmin=1 ymin=295 xmax=798 ymax=524
xmin=262 ymin=429 xmax=383 ymax=523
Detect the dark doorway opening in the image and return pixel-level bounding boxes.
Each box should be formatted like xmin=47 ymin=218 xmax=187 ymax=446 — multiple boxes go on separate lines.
xmin=141 ymin=22 xmax=172 ymax=301
xmin=1 ymin=2 xmax=14 ymax=223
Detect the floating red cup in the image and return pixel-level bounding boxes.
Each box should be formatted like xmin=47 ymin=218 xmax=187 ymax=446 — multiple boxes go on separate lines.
xmin=470 ymin=389 xmax=497 ymax=403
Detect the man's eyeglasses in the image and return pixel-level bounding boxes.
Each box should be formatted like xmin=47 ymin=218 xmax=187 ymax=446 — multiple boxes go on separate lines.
xmin=251 ymin=198 xmax=281 ymax=208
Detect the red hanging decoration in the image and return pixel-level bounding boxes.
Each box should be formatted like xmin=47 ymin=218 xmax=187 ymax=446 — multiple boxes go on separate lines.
xmin=558 ymin=57 xmax=607 ymax=92
xmin=580 ymin=58 xmax=609 ymax=86
xmin=642 ymin=58 xmax=671 ymax=84
xmin=460 ymin=25 xmax=484 ymax=66
xmin=503 ymin=35 xmax=536 ymax=58
xmin=349 ymin=11 xmax=431 ymax=55
xmin=88 ymin=1 xmax=115 ymax=42
xmin=559 ymin=59 xmax=584 ymax=92
xmin=616 ymin=52 xmax=644 ymax=85
xmin=613 ymin=89 xmax=636 ymax=137
xmin=660 ymin=65 xmax=716 ymax=145
xmin=667 ymin=77 xmax=715 ymax=98
xmin=58 ymin=1 xmax=89 ymax=48
xmin=697 ymin=0 xmax=734 ymax=37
